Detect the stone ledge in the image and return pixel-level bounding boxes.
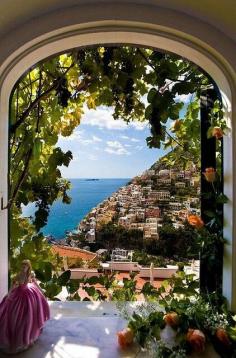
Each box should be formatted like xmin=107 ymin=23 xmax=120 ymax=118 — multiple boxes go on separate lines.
xmin=49 ymin=300 xmax=122 ymax=318
xmin=0 ymin=302 xmax=220 ymax=358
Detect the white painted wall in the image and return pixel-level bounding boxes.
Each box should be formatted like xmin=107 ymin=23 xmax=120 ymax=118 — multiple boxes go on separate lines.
xmin=139 ymin=267 xmax=178 ymax=279
xmin=108 ymin=261 xmax=140 ymax=272
xmin=70 ymin=269 xmax=102 ymax=280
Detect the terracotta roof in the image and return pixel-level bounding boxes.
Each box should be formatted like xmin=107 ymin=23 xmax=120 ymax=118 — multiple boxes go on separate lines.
xmin=51 ymin=245 xmax=97 ymax=261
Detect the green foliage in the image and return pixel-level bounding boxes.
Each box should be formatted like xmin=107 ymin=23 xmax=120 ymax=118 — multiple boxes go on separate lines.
xmin=132 ymin=251 xmax=169 ymax=267
xmin=35 ymin=265 xmax=71 ymax=300
xmin=119 ymin=273 xmax=236 ymax=357
xmin=96 ymin=222 xmax=144 ymax=250
xmin=10 ymin=206 xmax=61 ymax=276
xmin=154 ymin=221 xmax=200 ymax=259
xmin=9 ymin=46 xmax=210 ymax=222
xmin=8 ymin=45 xmax=227 ymax=297
xmin=67 ymin=257 xmax=84 ymax=268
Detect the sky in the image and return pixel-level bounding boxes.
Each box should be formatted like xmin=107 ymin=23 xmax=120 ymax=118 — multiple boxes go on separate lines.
xmin=58 ymin=94 xmax=191 ymax=179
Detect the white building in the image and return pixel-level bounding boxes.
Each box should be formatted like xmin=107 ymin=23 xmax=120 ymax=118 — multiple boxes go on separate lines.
xmin=158 ymin=169 xmax=170 ymax=177
xmin=175 ymin=182 xmax=186 ymax=188
xmin=156 ymin=191 xmax=171 ymax=200
xmin=169 ymin=202 xmax=182 ymax=210
xmin=85 ymin=229 xmax=96 ymax=243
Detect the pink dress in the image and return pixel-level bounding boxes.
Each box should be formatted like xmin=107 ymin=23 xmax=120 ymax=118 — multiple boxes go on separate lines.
xmin=0 ymin=279 xmax=50 ymax=354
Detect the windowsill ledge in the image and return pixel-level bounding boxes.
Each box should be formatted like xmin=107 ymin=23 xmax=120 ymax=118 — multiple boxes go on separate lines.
xmin=1 ymin=302 xmax=220 ymax=357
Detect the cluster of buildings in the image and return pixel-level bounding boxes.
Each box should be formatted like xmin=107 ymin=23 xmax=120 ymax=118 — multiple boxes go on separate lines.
xmin=76 ymin=163 xmax=200 ymax=244
xmin=50 ymin=245 xmax=199 ymax=295
xmin=49 ymin=162 xmax=201 ymax=286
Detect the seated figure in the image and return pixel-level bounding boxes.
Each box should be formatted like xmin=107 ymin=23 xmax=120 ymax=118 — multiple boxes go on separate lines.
xmin=0 ymin=259 xmax=50 ymax=354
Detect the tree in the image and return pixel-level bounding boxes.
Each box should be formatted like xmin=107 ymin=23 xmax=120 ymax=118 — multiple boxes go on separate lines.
xmin=157 ymin=221 xmax=199 ymax=259
xmin=96 ymin=222 xmax=144 ymax=251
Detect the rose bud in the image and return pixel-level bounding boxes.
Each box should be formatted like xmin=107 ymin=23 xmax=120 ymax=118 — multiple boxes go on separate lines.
xmin=203 ymin=167 xmax=216 ymax=182
xmin=117 ymin=327 xmax=134 ymax=349
xmin=216 ymin=328 xmax=231 ymax=347
xmin=212 ymin=127 xmax=224 ymax=139
xmin=187 ymin=215 xmax=204 ymax=229
xmin=187 ymin=329 xmax=206 ymax=353
xmin=164 ymin=312 xmax=179 ymax=327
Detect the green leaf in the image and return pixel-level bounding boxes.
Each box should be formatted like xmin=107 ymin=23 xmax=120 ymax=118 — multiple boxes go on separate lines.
xmin=216 ymin=193 xmax=229 ymax=204
xmin=37 ymin=261 xmax=53 ymax=282
xmin=204 ymin=210 xmax=216 ymax=218
xmin=86 ymin=276 xmax=100 ymax=285
xmin=57 ymin=270 xmax=71 ymax=286
xmin=228 ymin=326 xmax=236 ymax=341
xmin=147 ymin=88 xmax=158 ymax=103
xmin=66 ymin=279 xmax=80 ymax=294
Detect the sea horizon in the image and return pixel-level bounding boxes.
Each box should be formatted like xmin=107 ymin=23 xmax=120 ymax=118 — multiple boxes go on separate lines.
xmin=22 ymin=178 xmax=131 ymax=239
xmin=64 ymin=177 xmax=132 ymax=180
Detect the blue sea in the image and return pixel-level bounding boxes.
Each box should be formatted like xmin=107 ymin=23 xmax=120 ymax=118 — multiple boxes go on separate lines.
xmin=22 ymin=178 xmax=130 ymax=239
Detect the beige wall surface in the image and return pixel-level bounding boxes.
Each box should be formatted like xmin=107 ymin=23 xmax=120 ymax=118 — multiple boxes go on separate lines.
xmin=0 ymin=2 xmax=235 ymax=71
xmin=0 ymin=0 xmax=235 ymax=39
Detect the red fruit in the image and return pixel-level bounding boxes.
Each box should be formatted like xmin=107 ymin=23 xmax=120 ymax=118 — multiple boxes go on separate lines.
xmin=173 ymin=119 xmax=182 ymax=131
xmin=212 ymin=127 xmax=224 ymax=139
xmin=216 ymin=328 xmax=231 ymax=347
xmin=186 ymin=329 xmax=206 ymax=353
xmin=187 ymin=215 xmax=204 ymax=229
xmin=164 ymin=312 xmax=179 ymax=327
xmin=202 ymin=167 xmax=216 ymax=182
xmin=117 ymin=328 xmax=134 ymax=349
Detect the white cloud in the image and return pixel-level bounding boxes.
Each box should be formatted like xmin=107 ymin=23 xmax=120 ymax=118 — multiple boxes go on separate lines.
xmin=131 ymin=121 xmax=148 ymax=131
xmin=120 ymin=135 xmax=140 ymax=142
xmin=72 ymin=154 xmax=80 ymax=161
xmin=92 ymin=135 xmax=102 ymax=142
xmin=81 ymin=106 xmax=148 ymax=131
xmin=106 ymin=141 xmax=122 ymax=149
xmin=174 ymin=93 xmax=193 ymax=103
xmin=82 ymin=106 xmax=127 ymax=130
xmin=105 ymin=140 xmax=131 ymax=155
xmin=61 ymin=129 xmax=83 ymax=141
xmin=135 ymin=145 xmax=144 ymax=151
xmin=80 ymin=139 xmax=93 ymax=145
xmin=61 ymin=129 xmax=102 ymax=146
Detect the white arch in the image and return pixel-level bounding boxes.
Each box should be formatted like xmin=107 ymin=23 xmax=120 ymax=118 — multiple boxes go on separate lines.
xmin=0 ymin=20 xmax=235 ymax=308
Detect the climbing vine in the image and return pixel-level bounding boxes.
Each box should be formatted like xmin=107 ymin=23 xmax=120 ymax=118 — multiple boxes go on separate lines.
xmin=8 ymin=46 xmax=227 ymax=290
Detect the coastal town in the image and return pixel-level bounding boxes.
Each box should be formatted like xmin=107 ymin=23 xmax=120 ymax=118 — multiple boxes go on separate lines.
xmin=66 ymin=159 xmax=200 ymax=245
xmin=48 ymin=157 xmax=201 ymax=291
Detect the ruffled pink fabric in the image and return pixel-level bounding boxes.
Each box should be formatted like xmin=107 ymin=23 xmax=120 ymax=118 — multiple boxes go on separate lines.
xmin=0 ymin=282 xmax=50 ymax=353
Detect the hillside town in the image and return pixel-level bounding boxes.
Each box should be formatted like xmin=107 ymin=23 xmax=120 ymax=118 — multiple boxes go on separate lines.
xmin=48 ymin=159 xmax=201 ymax=293
xmin=75 ymin=162 xmax=200 ymax=244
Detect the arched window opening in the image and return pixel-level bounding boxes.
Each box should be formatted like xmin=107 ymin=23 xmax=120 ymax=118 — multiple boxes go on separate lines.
xmin=8 ymin=46 xmax=226 ymax=301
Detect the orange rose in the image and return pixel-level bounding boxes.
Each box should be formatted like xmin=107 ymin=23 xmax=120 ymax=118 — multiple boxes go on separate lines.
xmin=117 ymin=327 xmax=134 ymax=349
xmin=187 ymin=215 xmax=204 ymax=229
xmin=212 ymin=127 xmax=224 ymax=139
xmin=186 ymin=329 xmax=206 ymax=353
xmin=216 ymin=328 xmax=231 ymax=347
xmin=203 ymin=167 xmax=216 ymax=182
xmin=164 ymin=312 xmax=179 ymax=327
